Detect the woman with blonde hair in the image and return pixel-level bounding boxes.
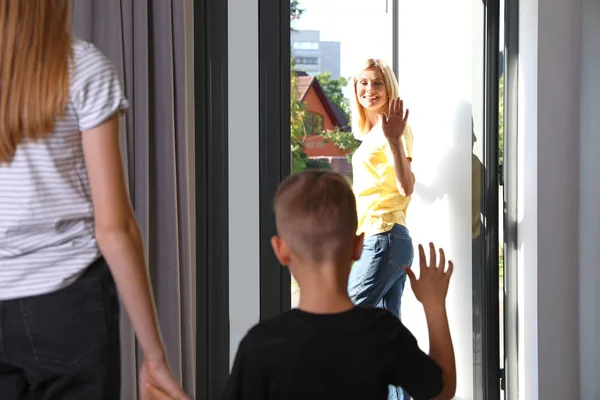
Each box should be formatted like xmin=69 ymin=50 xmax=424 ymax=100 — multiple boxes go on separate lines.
xmin=0 ymin=2 xmax=188 ymax=399
xmin=347 ymin=59 xmax=415 ymax=400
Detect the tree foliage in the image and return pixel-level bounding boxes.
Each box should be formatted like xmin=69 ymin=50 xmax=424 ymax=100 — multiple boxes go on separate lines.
xmin=290 ymin=61 xmax=309 ymax=172
xmin=315 ymin=72 xmax=351 ymax=120
xmin=314 ymin=72 xmax=361 ymax=161
xmin=289 ymin=1 xmax=308 ymax=172
xmin=290 ymin=0 xmax=303 ymax=21
xmin=320 ymin=129 xmax=360 ymax=160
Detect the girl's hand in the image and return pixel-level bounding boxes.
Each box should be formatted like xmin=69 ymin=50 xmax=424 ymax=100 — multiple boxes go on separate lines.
xmin=381 ymin=97 xmax=409 ymax=144
xmin=146 ymin=383 xmax=175 ymax=400
xmin=145 ymin=383 xmax=175 ymax=400
xmin=139 ymin=359 xmax=190 ymax=400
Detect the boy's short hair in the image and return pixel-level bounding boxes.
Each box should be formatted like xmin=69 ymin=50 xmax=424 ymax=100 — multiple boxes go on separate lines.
xmin=273 ymin=169 xmax=358 ymax=263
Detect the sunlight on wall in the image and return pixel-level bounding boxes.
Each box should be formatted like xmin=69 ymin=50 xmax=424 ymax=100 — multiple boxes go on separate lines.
xmin=397 ymin=1 xmax=484 ymax=398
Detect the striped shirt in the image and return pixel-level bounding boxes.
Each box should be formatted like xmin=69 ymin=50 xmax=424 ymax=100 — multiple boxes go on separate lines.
xmin=0 ymin=38 xmax=128 ymax=300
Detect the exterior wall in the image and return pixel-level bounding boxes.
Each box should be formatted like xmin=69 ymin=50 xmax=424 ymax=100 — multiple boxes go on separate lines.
xmin=518 ymin=0 xmax=584 ymax=397
xmin=303 ymin=135 xmax=347 ymax=157
xmin=320 ymin=41 xmax=341 ymax=79
xmin=301 ymin=86 xmax=348 ymax=158
xmin=329 ymin=156 xmax=352 ymax=177
xmin=303 ymin=87 xmax=335 ymax=130
xmin=292 ymin=29 xmax=341 ymax=78
xmin=291 ymin=30 xmax=320 ymax=75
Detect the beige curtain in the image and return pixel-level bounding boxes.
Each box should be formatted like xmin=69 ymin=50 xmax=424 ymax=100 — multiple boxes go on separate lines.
xmin=72 ymin=1 xmax=196 ymax=398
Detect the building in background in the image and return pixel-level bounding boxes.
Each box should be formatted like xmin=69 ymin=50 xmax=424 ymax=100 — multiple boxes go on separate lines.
xmin=291 ymin=29 xmax=341 ymax=79
xmin=295 ymin=71 xmax=352 ymax=177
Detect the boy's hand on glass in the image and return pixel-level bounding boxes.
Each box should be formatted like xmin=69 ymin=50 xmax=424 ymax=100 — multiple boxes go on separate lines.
xmin=404 ymin=243 xmax=453 ymax=309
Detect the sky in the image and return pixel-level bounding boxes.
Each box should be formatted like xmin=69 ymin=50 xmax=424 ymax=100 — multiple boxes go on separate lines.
xmin=292 ymin=0 xmax=505 ymax=98
xmin=292 ymin=0 xmax=394 ymax=97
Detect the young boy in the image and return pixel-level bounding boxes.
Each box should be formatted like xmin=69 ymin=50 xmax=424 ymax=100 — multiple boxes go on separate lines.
xmin=148 ymin=169 xmax=456 ymax=400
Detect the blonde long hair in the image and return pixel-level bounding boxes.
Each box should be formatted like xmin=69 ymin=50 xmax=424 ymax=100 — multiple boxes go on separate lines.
xmin=350 ymin=58 xmax=400 ymax=138
xmin=0 ymin=0 xmax=73 ymax=164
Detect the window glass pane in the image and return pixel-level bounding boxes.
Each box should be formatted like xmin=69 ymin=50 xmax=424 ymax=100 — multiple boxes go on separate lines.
xmin=293 ymin=41 xmax=320 ymax=50
xmin=395 ymin=0 xmax=486 ymax=398
xmin=290 ymin=0 xmax=393 ymax=308
xmin=288 ymin=1 xmax=499 ymax=398
xmin=313 ymin=113 xmax=323 ymax=132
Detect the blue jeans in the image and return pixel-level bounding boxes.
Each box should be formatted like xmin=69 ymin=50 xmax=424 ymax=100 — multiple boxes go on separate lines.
xmin=348 ymin=223 xmax=414 ymax=400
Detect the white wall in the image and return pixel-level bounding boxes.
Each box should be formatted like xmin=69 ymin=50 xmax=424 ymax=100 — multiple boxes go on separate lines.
xmin=228 ymin=0 xmax=261 ymax=366
xmin=397 ymin=1 xmax=484 ymax=398
xmin=578 ymin=0 xmax=600 ymax=397
xmin=518 ymin=0 xmax=582 ymax=398
xmin=516 ymin=0 xmax=539 ymax=396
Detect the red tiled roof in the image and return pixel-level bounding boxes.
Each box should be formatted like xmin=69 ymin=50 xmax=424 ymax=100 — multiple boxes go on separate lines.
xmin=294 ymin=74 xmax=350 ymax=130
xmin=297 ymin=76 xmax=315 ymax=102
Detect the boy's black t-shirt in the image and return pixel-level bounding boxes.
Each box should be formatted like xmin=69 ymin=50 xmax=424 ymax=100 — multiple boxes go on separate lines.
xmin=221 ymin=306 xmax=443 ymax=400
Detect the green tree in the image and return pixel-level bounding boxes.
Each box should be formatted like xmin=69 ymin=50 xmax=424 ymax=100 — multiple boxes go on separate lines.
xmin=315 ymin=72 xmax=351 ymax=119
xmin=313 ymin=72 xmax=361 ymax=161
xmin=289 ymin=0 xmax=307 ymax=172
xmin=320 ymin=129 xmax=360 ymax=161
xmin=290 ymin=61 xmax=308 ymax=172
xmin=306 ymin=157 xmax=332 ymax=170
xmin=290 ymin=0 xmax=303 ymax=20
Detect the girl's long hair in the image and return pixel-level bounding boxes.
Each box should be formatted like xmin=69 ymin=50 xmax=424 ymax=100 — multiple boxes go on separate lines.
xmin=0 ymin=0 xmax=72 ymax=164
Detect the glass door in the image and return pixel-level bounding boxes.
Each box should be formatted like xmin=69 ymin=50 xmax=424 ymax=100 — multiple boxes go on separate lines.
xmin=258 ymin=0 xmax=502 ymax=398
xmin=288 ymin=0 xmax=394 ymax=308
